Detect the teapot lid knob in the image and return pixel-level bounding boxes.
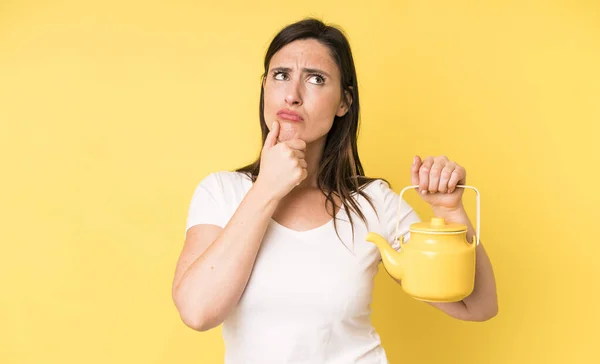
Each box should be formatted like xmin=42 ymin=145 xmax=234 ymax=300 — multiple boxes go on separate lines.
xmin=431 ymin=217 xmax=446 ymax=228
xmin=410 ymin=217 xmax=467 ymax=233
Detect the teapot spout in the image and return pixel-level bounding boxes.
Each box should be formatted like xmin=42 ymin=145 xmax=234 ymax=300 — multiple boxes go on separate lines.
xmin=365 ymin=232 xmax=404 ymax=280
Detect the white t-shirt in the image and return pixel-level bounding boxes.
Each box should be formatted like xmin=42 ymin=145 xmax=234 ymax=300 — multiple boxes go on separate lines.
xmin=185 ymin=171 xmax=421 ymax=364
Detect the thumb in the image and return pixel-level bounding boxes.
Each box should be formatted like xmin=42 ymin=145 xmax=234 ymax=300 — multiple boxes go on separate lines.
xmin=264 ymin=121 xmax=280 ymax=148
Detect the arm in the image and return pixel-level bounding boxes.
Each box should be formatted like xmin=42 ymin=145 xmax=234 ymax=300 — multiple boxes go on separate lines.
xmin=172 ymin=121 xmax=307 ymax=331
xmin=172 ymin=183 xmax=279 ymax=331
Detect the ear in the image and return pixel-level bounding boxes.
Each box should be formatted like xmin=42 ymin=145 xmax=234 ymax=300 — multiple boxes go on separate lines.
xmin=336 ymin=87 xmax=353 ymax=117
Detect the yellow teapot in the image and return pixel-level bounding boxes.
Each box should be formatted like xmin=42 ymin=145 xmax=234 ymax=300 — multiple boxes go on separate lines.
xmin=366 ymin=185 xmax=480 ymax=303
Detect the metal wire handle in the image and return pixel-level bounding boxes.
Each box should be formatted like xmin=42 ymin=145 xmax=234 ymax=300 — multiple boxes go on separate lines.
xmin=394 ymin=185 xmax=480 ymax=246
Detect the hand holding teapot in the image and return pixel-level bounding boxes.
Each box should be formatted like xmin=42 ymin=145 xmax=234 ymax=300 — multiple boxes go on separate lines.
xmin=411 ymin=155 xmax=466 ymax=210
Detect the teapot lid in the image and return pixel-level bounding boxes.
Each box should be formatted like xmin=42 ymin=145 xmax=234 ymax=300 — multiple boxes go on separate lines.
xmin=410 ymin=217 xmax=467 ymax=233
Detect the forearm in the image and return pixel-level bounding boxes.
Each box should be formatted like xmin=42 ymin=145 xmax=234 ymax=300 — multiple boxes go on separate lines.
xmin=428 ymin=204 xmax=499 ymax=321
xmin=174 ymin=183 xmax=279 ymax=330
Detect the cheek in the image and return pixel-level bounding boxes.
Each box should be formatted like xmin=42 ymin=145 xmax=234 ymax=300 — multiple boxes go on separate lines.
xmin=263 ymin=87 xmax=274 ymax=107
xmin=263 ymin=83 xmax=283 ymax=110
xmin=307 ymin=99 xmax=338 ymax=136
xmin=307 ymin=90 xmax=340 ymax=118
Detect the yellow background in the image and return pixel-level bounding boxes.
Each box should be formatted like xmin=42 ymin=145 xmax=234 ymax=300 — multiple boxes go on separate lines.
xmin=1 ymin=0 xmax=598 ymax=363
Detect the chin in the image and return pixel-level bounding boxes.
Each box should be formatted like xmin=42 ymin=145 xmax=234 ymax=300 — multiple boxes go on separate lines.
xmin=277 ymin=121 xmax=303 ymax=140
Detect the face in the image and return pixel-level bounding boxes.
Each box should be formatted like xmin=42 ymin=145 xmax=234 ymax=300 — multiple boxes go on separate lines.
xmin=262 ymin=38 xmax=350 ymax=143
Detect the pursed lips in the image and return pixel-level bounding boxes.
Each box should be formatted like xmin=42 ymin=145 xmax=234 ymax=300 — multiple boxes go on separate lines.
xmin=277 ymin=109 xmax=303 ymax=122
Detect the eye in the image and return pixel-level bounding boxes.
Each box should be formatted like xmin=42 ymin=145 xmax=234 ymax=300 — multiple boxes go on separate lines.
xmin=273 ymin=71 xmax=288 ymax=81
xmin=308 ymin=74 xmax=326 ymax=85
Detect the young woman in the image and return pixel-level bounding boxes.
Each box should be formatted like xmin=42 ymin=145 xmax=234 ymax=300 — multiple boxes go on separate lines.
xmin=172 ymin=18 xmax=498 ymax=364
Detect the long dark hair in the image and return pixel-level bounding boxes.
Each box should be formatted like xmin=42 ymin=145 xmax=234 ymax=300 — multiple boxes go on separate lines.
xmin=235 ymin=18 xmax=388 ymax=243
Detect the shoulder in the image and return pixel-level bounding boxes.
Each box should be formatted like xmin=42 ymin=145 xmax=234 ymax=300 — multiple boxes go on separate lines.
xmin=192 ymin=170 xmax=253 ymax=210
xmin=357 ymin=178 xmax=395 ymax=201
xmin=356 ymin=177 xmax=416 ymax=216
xmin=356 ymin=177 xmax=420 ymax=245
xmin=196 ymin=170 xmax=252 ymax=191
xmin=343 ymin=178 xmax=397 ymax=219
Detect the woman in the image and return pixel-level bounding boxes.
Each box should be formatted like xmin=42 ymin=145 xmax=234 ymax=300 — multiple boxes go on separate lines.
xmin=172 ymin=18 xmax=498 ymax=363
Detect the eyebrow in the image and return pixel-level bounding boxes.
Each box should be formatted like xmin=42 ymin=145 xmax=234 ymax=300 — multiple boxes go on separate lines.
xmin=271 ymin=66 xmax=331 ymax=78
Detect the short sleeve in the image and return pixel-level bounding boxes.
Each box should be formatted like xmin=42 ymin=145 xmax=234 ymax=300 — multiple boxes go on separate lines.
xmin=185 ymin=172 xmax=228 ymax=234
xmin=378 ymin=180 xmax=421 ymax=251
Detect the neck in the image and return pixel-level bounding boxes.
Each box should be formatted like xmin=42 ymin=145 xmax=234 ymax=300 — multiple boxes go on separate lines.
xmin=296 ymin=135 xmax=326 ymax=190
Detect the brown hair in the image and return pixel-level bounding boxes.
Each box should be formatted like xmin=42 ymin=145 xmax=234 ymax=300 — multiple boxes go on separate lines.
xmin=235 ymin=18 xmax=388 ymax=244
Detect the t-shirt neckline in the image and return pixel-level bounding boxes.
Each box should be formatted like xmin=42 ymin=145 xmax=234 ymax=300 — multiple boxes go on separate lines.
xmin=238 ymin=172 xmax=346 ymax=237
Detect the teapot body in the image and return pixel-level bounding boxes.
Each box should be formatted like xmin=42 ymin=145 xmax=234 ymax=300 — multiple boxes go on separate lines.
xmin=365 ymin=185 xmax=481 ymax=303
xmin=399 ymin=231 xmax=476 ymax=302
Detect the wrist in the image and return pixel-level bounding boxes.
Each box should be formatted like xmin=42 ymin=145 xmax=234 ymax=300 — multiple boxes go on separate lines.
xmin=431 ymin=204 xmax=466 ymax=219
xmin=251 ymin=179 xmax=281 ymax=204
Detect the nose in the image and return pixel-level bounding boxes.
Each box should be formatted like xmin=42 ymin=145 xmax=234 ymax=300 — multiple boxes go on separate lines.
xmin=284 ymin=79 xmax=303 ymax=106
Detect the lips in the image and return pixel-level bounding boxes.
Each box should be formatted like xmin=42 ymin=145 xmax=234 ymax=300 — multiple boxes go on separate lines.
xmin=276 ymin=109 xmax=303 ymax=122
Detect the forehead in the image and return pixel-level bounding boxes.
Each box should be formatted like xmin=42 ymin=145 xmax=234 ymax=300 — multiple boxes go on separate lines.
xmin=269 ymin=39 xmax=338 ymax=74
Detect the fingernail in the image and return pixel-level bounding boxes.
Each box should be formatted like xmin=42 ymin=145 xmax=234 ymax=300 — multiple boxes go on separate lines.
xmin=421 ymin=190 xmax=427 ymax=195
xmin=272 ymin=122 xmax=275 ymax=129
xmin=413 ymin=157 xmax=417 ymax=165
